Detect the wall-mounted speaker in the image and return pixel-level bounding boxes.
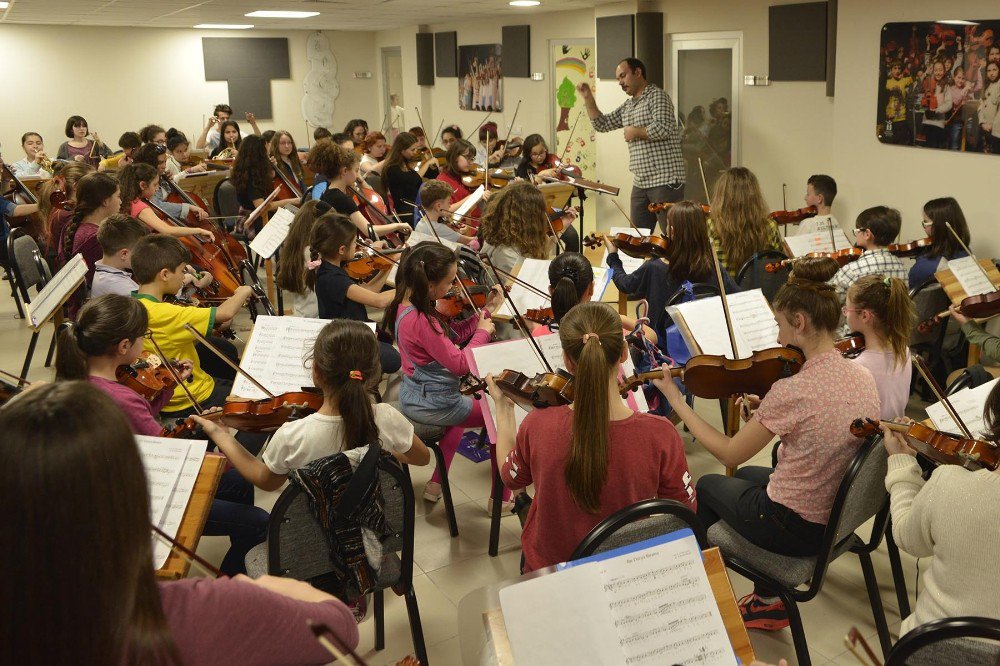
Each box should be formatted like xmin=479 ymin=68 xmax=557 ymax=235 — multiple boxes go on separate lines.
xmin=416 ymin=32 xmax=434 ymax=86
xmin=502 ymin=25 xmax=531 ymax=78
xmin=596 ymin=15 xmax=634 ymax=79
xmin=435 ymin=31 xmax=457 ymax=77
xmin=769 ymin=2 xmax=828 ymax=82
xmin=634 ymin=12 xmax=663 ymax=88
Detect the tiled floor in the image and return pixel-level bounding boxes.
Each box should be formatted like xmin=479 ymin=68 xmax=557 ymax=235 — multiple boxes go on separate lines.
xmin=1 ymin=284 xmax=924 ymax=666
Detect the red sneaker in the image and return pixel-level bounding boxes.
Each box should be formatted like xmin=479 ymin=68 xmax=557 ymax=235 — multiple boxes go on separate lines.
xmin=737 ymin=593 xmax=790 ymax=631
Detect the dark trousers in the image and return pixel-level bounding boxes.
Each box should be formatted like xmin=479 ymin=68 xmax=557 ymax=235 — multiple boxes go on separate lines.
xmin=196 ymin=336 xmax=240 ymax=382
xmin=205 ymin=468 xmax=269 ymax=576
xmin=558 ymin=225 xmax=580 ymax=254
xmin=697 ymin=466 xmax=825 ymax=597
xmin=380 ymin=341 xmax=402 ymax=374
xmin=631 ymin=182 xmax=684 ymax=233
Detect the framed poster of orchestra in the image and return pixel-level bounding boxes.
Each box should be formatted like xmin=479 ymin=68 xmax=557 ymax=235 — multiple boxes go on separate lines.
xmin=458 ymin=43 xmax=503 ymax=111
xmin=877 ymin=20 xmax=1000 ymax=154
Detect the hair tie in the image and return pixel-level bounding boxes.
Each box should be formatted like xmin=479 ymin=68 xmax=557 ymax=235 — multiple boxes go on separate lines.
xmin=883 ymin=276 xmax=892 ymax=288
xmin=349 ymin=370 xmax=363 ymax=381
xmin=306 ymin=258 xmax=322 ymax=270
xmin=559 ymin=267 xmax=578 ymax=281
xmin=582 ymin=332 xmax=601 ymax=345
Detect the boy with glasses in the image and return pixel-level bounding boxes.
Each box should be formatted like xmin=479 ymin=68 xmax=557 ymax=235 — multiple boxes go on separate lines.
xmin=830 ymin=206 xmax=907 ymax=300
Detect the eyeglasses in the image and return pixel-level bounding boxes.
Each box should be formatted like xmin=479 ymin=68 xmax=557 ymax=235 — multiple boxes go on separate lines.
xmin=152 ymin=144 xmax=167 ymax=154
xmin=842 ymin=306 xmax=866 ymax=314
xmin=921 ymin=220 xmax=934 ymax=228
xmin=854 ymin=227 xmax=869 ymax=234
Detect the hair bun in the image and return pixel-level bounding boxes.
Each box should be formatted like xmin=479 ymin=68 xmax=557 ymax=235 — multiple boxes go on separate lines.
xmin=788 ymin=256 xmax=839 ymax=283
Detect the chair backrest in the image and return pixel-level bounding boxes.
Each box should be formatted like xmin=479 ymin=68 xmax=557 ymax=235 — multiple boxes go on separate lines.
xmin=569 ymin=498 xmax=707 ymax=561
xmin=665 ymin=282 xmax=721 ymax=307
xmin=736 ymin=250 xmax=790 ymax=301
xmin=909 ymin=277 xmax=951 ymax=348
xmin=267 ymin=454 xmax=416 ymax=589
xmin=9 ymin=230 xmax=44 ymax=302
xmin=885 ymin=616 xmax=1000 ymax=666
xmin=213 ymin=178 xmax=241 ymax=218
xmin=365 ymin=171 xmax=389 ymax=203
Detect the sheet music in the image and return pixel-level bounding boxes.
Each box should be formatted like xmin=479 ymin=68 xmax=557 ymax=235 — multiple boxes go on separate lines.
xmin=501 ymin=533 xmax=733 ymax=666
xmin=455 ymin=184 xmax=486 ymax=219
xmin=136 ymin=436 xmax=189 ymax=527
xmin=231 ymin=316 xmax=329 ymax=399
xmin=948 ymin=256 xmax=996 ymax=298
xmin=599 ymin=227 xmax=645 ymax=274
xmin=667 ymin=289 xmax=778 ymax=358
xmin=26 ymin=253 xmax=87 ymax=328
xmin=468 ymin=333 xmax=648 ymax=442
xmin=145 ymin=439 xmax=209 ymax=569
xmin=495 ymin=258 xmax=611 ymax=318
xmin=784 ymin=229 xmax=853 ymax=256
xmin=248 ymin=205 xmax=297 ymax=259
xmin=926 ymin=377 xmax=1000 ymax=438
xmin=386 ymin=230 xmax=458 ymax=284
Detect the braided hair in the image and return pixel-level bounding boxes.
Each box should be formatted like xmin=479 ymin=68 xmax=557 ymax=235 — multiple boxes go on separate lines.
xmin=63 ymin=173 xmax=118 ymax=262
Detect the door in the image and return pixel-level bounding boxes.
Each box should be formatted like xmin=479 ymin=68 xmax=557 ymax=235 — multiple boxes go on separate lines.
xmin=670 ymin=32 xmax=742 ymax=203
xmin=382 ymin=47 xmax=403 ymax=138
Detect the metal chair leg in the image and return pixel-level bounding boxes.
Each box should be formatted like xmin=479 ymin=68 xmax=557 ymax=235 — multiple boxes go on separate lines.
xmin=44 ymin=327 xmax=57 ymax=367
xmin=781 ymin=592 xmax=811 ymax=666
xmin=374 ymin=588 xmax=385 ymax=650
xmin=20 ymin=330 xmax=39 ymax=383
xmin=427 ymin=442 xmax=459 ymax=537
xmin=405 ymin=589 xmax=429 ymax=665
xmin=884 ymin=523 xmax=911 ymax=617
xmin=859 ymin=551 xmax=893 ymax=658
xmin=489 ymin=467 xmax=503 ymax=557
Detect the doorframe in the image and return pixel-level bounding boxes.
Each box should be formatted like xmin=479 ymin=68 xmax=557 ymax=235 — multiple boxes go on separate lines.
xmin=380 ymin=46 xmax=402 ymax=133
xmin=669 ymin=31 xmax=743 ymax=166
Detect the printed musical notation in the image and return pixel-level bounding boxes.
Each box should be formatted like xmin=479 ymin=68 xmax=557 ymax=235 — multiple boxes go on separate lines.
xmin=669 ymin=288 xmax=779 ymax=358
xmin=26 ymin=253 xmax=87 ymax=329
xmin=947 ymin=256 xmax=998 ymax=299
xmin=249 ymin=205 xmax=296 ymax=259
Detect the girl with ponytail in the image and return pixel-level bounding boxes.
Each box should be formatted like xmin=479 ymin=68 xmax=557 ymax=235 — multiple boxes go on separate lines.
xmin=845 ymin=275 xmax=915 ymax=418
xmin=654 ymin=258 xmax=881 ymax=631
xmin=196 ymin=319 xmax=428 ymax=492
xmin=119 ymin=162 xmax=215 ymax=240
xmin=489 ymin=301 xmax=695 ymax=572
xmin=384 ymin=241 xmax=506 ymax=504
xmin=57 ymin=172 xmax=120 ymax=318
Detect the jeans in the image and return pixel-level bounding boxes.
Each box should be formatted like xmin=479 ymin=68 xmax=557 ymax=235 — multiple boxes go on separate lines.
xmin=631 ymin=182 xmax=684 ymax=232
xmin=696 ymin=466 xmax=826 ymax=596
xmin=205 ymin=468 xmax=269 ymax=576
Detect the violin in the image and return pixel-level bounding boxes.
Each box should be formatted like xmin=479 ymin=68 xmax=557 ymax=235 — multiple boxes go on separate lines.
xmin=495 ymin=138 xmax=523 ymax=159
xmin=769 ymin=206 xmax=818 ymax=225
xmin=435 ymin=278 xmax=494 ymax=319
xmin=461 ymin=369 xmax=575 ymax=411
xmin=49 ymin=187 xmax=74 ymax=212
xmin=886 ymin=237 xmax=932 ymax=258
xmin=117 ymin=351 xmax=179 ymax=402
xmin=917 ymin=289 xmax=1000 ymax=333
xmin=618 ymin=347 xmax=805 ymax=400
xmin=542 ymin=154 xmax=581 ymax=177
xmin=272 ymin=160 xmax=304 ymax=201
xmin=850 ymin=418 xmax=999 ymax=471
xmin=835 ymin=332 xmax=866 ymax=359
xmin=582 ymin=231 xmax=671 ymax=259
xmin=166 ymin=389 xmax=326 ymax=435
xmin=524 ymin=307 xmax=555 ymax=326
xmin=348 ymin=182 xmax=407 ymax=248
xmin=648 ymin=201 xmax=711 ymax=215
xmin=765 ymin=247 xmax=863 ymax=272
xmin=343 ymin=246 xmax=404 ymax=281
xmin=538 ymin=167 xmax=619 ymax=196
xmin=461 ymin=166 xmax=515 ymax=189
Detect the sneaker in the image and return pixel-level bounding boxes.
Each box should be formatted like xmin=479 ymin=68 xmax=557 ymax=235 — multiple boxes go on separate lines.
xmin=737 ymin=593 xmax=789 ymax=631
xmin=423 ymin=481 xmax=442 ymax=503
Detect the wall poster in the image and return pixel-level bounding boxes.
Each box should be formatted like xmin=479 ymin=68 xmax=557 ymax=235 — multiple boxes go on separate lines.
xmin=459 ymin=44 xmax=503 ymax=111
xmin=878 ymin=21 xmax=1000 ymax=153
xmin=552 ymin=44 xmax=597 ymax=178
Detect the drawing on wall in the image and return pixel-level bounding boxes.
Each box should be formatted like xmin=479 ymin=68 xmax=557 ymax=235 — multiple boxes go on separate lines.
xmin=877 ymin=21 xmax=1000 ymax=153
xmin=552 ymin=44 xmax=597 ymax=178
xmin=459 ymin=44 xmax=503 ymax=111
xmin=301 ymin=32 xmax=340 ymax=130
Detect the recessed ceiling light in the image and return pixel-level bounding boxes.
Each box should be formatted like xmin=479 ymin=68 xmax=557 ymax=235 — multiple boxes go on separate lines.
xmin=509 ymin=0 xmax=541 ymax=5
xmin=194 ymin=23 xmax=255 ymax=29
xmin=245 ymin=10 xmax=320 ymax=18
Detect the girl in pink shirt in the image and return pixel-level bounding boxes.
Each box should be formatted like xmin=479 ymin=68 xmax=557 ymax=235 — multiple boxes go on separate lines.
xmin=491 ymin=302 xmax=695 ymax=571
xmin=654 ymin=258 xmax=880 ymax=631
xmin=384 ymin=242 xmax=507 ymax=503
xmin=844 ymin=275 xmax=914 ymax=419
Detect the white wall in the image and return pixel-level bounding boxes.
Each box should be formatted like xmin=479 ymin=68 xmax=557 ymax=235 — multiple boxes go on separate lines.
xmin=0 ymin=24 xmax=379 ymax=157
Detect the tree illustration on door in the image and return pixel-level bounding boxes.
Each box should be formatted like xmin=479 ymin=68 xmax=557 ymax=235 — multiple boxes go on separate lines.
xmin=552 ymin=44 xmax=596 ymax=178
xmin=556 ymin=77 xmax=576 ymax=131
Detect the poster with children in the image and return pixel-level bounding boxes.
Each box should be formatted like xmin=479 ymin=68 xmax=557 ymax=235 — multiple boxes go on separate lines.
xmin=459 ymin=44 xmax=503 ymax=111
xmin=877 ymin=20 xmax=1000 ymax=154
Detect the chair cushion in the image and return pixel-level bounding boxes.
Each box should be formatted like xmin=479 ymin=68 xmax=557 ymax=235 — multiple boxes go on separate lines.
xmin=245 ymin=542 xmax=268 ymax=578
xmin=708 ymin=521 xmax=855 ymax=588
xmin=387 ymin=401 xmax=445 ymax=442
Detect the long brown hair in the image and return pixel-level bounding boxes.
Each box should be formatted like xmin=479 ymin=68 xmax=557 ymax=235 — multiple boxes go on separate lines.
xmin=381 ymin=242 xmax=457 ymax=340
xmin=558 ymin=302 xmax=626 ymax=513
xmin=55 ymin=294 xmax=148 ymax=380
xmin=310 ymin=320 xmax=382 ymax=449
xmin=0 ymin=382 xmax=180 ymax=664
xmin=923 ymin=197 xmax=970 ymax=259
xmin=118 ymin=162 xmax=159 ymax=212
xmin=277 ymin=200 xmax=329 ymax=294
xmin=39 ymin=161 xmax=93 ymax=237
xmin=64 ymin=172 xmax=118 ymax=260
xmin=548 ymin=252 xmax=593 ymax=323
xmin=383 ymin=132 xmax=418 ymax=171
xmin=710 ymin=167 xmax=772 ymax=270
xmin=847 ymin=275 xmax=914 ymax=369
xmin=304 ymin=212 xmax=358 ymax=290
xmin=269 ymin=130 xmax=305 ymax=183
xmin=772 ymin=257 xmax=841 ymax=335
xmin=443 ymin=139 xmax=475 ymax=176
xmin=231 ymin=134 xmax=273 ymax=195
xmin=665 ymin=200 xmax=715 ymax=282
xmin=479 ymin=181 xmax=548 ymax=259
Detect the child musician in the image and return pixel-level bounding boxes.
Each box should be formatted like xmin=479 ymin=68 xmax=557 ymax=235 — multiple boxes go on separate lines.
xmin=707 ymin=167 xmax=783 ymax=276
xmin=795 ymin=174 xmax=838 ymax=237
xmin=908 ymin=197 xmax=971 ymax=288
xmin=830 ymin=206 xmax=908 ymax=300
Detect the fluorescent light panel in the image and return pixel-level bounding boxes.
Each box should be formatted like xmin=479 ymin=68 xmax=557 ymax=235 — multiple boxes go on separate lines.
xmin=509 ymin=0 xmax=541 ymax=5
xmin=244 ymin=10 xmax=320 ymax=18
xmin=195 ymin=23 xmax=254 ymax=29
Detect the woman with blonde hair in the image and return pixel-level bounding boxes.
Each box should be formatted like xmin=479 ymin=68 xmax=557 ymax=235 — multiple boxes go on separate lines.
xmin=707 ymin=166 xmax=783 ymax=275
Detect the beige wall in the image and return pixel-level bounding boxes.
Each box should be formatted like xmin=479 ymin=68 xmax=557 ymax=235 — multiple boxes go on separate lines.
xmin=0 ymin=24 xmax=379 ymax=158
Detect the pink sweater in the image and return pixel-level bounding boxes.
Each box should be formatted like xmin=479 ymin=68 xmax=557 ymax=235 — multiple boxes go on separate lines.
xmin=88 ymin=376 xmax=173 ymax=436
xmin=160 ymin=577 xmax=358 ymax=665
xmin=396 ymin=308 xmax=492 ymax=377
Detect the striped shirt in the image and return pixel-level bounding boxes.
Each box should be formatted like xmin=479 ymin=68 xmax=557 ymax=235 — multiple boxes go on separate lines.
xmin=592 ymin=83 xmax=684 ymax=189
xmin=706 ymin=218 xmax=784 ymax=276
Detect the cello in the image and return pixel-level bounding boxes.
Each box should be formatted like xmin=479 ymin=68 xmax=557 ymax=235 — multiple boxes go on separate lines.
xmin=162 ymin=175 xmax=247 ymax=264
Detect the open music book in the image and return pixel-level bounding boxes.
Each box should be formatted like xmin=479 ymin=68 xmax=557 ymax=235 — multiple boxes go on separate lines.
xmin=500 ymin=530 xmax=736 ymax=665
xmin=137 ymin=436 xmax=208 ymax=569
xmin=467 ymin=332 xmax=649 ymax=442
xmin=25 ymin=252 xmax=87 ymax=329
xmin=926 ymin=377 xmax=1000 ymax=438
xmin=666 ymin=289 xmax=779 ymax=358
xmin=494 ymin=257 xmax=611 ymax=319
xmin=231 ymin=316 xmax=375 ymax=400
xmin=946 ymin=256 xmax=998 ymax=299
xmin=249 ymin=205 xmax=297 ymax=259
xmin=784 ymin=228 xmax=853 ymax=256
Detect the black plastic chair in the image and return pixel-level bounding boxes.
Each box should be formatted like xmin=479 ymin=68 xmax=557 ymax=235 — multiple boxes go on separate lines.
xmin=5 ymin=232 xmax=25 ymax=319
xmin=885 ymin=616 xmax=1000 ymax=665
xmin=736 ymin=249 xmax=790 ymax=301
xmin=8 ymin=230 xmax=57 ymax=380
xmin=708 ymin=436 xmax=892 ymax=666
xmin=570 ymin=498 xmax=707 ymax=560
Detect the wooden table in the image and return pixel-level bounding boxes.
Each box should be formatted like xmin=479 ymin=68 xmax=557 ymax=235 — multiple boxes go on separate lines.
xmin=457 ymin=546 xmax=754 ymax=665
xmin=155 ymin=454 xmax=226 ymax=580
xmin=935 ymin=260 xmax=1000 ymax=366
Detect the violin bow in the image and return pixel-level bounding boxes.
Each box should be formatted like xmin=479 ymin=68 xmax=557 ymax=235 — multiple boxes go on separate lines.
xmin=484 ymin=129 xmax=491 ymax=190
xmin=146 ymin=331 xmax=204 ymax=416
xmin=611 ymin=199 xmax=643 ymax=233
xmin=912 ymin=355 xmax=973 ymax=438
xmin=558 ymin=111 xmax=583 ymax=164
xmin=485 ymin=258 xmax=555 ymax=373
xmin=429 ymin=118 xmax=445 ymax=151
xmin=415 ymin=203 xmax=483 ymax=317
xmin=152 ymin=525 xmax=224 ymax=578
xmin=308 ymin=620 xmax=368 ymax=665
xmin=182 ymin=324 xmax=278 ymax=400
xmin=697 ymin=157 xmax=711 ymax=205
xmin=500 ymin=99 xmax=522 ymax=152
xmin=0 ymin=368 xmax=31 ymax=387
xmin=945 ymin=221 xmax=995 ymax=290
xmin=471 ymin=111 xmax=493 ymax=135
